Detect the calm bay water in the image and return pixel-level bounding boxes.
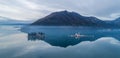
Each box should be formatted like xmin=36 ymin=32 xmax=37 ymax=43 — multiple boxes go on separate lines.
xmin=0 ymin=25 xmax=120 ymax=58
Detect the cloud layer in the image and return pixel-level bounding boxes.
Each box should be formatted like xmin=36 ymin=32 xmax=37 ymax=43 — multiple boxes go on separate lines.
xmin=0 ymin=0 xmax=120 ymax=21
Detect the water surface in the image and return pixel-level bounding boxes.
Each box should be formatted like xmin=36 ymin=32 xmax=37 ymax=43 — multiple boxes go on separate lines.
xmin=0 ymin=25 xmax=120 ymax=58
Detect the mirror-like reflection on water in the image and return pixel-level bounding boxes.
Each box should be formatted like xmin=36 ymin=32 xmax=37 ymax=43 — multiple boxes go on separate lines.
xmin=21 ymin=26 xmax=120 ymax=47
xmin=0 ymin=25 xmax=120 ymax=58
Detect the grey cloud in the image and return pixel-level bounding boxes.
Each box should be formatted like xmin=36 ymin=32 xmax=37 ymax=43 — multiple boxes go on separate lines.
xmin=0 ymin=0 xmax=120 ymax=20
xmin=28 ymin=0 xmax=120 ymax=20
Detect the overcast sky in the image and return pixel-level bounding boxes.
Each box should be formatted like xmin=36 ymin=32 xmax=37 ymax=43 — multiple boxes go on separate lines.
xmin=0 ymin=0 xmax=120 ymax=21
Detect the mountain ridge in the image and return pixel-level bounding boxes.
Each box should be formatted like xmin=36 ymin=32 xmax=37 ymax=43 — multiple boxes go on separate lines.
xmin=26 ymin=10 xmax=120 ymax=28
xmin=32 ymin=11 xmax=107 ymax=27
xmin=0 ymin=16 xmax=31 ymax=25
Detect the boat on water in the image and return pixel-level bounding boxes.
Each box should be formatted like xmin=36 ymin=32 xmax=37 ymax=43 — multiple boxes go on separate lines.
xmin=70 ymin=33 xmax=85 ymax=38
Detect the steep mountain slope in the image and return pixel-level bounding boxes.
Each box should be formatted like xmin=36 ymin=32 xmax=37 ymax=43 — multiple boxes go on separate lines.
xmin=32 ymin=11 xmax=105 ymax=26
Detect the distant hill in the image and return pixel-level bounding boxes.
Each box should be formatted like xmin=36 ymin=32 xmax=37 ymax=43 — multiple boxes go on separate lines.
xmin=32 ymin=11 xmax=106 ymax=26
xmin=32 ymin=10 xmax=120 ymax=28
xmin=0 ymin=16 xmax=30 ymax=25
xmin=113 ymin=17 xmax=120 ymax=26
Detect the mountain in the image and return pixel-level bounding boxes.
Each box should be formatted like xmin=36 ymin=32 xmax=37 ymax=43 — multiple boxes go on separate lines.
xmin=113 ymin=17 xmax=120 ymax=26
xmin=0 ymin=16 xmax=30 ymax=25
xmin=32 ymin=11 xmax=106 ymax=27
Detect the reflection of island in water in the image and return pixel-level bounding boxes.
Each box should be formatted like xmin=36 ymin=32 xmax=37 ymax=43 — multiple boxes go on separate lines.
xmin=27 ymin=32 xmax=97 ymax=47
xmin=28 ymin=32 xmax=45 ymax=41
xmin=21 ymin=26 xmax=120 ymax=48
xmin=26 ymin=31 xmax=120 ymax=48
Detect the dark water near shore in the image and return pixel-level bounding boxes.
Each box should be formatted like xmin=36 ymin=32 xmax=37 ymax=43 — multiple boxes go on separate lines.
xmin=0 ymin=25 xmax=120 ymax=58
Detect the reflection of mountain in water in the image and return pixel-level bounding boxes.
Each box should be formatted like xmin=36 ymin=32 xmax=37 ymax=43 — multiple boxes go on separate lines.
xmin=21 ymin=26 xmax=120 ymax=48
xmin=27 ymin=32 xmax=97 ymax=47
